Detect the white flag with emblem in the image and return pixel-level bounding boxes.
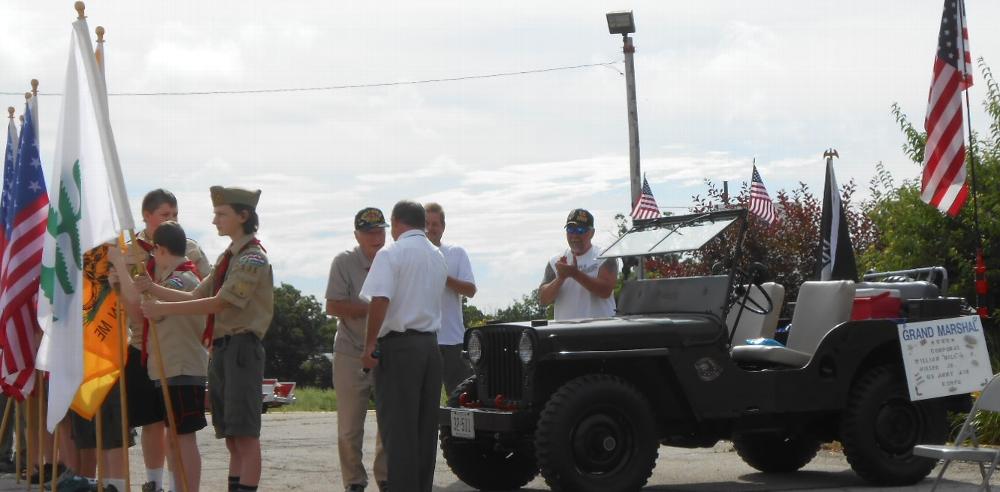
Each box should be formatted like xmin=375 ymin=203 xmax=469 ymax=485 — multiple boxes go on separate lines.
xmin=36 ymin=16 xmax=133 ymax=431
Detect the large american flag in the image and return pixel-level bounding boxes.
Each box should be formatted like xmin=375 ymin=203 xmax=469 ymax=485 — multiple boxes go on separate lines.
xmin=0 ymin=102 xmax=48 ymax=399
xmin=749 ymin=164 xmax=776 ymax=224
xmin=921 ymin=0 xmax=973 ymax=217
xmin=631 ymin=176 xmax=661 ymax=220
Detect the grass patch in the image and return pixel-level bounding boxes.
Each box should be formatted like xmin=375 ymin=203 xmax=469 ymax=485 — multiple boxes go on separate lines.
xmin=270 ymin=386 xmax=340 ymax=412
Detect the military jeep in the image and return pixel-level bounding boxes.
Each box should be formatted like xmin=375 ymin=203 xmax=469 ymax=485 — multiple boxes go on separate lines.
xmin=439 ymin=208 xmax=972 ymax=491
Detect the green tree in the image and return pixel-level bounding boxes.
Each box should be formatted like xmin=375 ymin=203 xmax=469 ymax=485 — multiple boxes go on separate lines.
xmin=492 ymin=288 xmax=550 ymax=322
xmin=263 ymin=283 xmax=335 ymax=384
xmin=462 ymin=297 xmax=489 ymax=328
xmin=872 ymin=59 xmax=1000 ymax=315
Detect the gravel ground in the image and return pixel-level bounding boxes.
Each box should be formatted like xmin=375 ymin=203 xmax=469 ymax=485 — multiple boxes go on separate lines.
xmin=0 ymin=411 xmax=991 ymax=491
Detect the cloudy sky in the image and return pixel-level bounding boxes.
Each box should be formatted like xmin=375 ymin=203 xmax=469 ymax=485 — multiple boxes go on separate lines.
xmin=2 ymin=1 xmax=998 ymax=311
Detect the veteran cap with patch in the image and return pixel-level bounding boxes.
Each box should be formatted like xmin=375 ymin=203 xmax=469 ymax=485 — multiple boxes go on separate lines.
xmin=355 ymin=207 xmax=388 ymax=231
xmin=565 ymin=208 xmax=594 ymax=229
xmin=210 ymin=186 xmax=261 ymax=208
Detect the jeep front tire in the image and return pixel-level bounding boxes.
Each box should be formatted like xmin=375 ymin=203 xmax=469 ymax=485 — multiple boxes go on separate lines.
xmin=440 ymin=377 xmax=539 ymax=490
xmin=535 ymin=374 xmax=658 ymax=492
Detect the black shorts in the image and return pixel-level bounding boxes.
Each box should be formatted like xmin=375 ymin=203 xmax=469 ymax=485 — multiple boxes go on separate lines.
xmin=159 ymin=384 xmax=207 ymax=435
xmin=69 ymin=384 xmax=135 ymax=450
xmin=125 ymin=345 xmax=165 ymax=427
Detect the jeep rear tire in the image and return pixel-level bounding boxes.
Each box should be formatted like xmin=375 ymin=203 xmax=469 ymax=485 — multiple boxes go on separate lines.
xmin=440 ymin=377 xmax=539 ymax=490
xmin=535 ymin=374 xmax=658 ymax=492
xmin=840 ymin=364 xmax=947 ymax=485
xmin=733 ymin=432 xmax=821 ymax=473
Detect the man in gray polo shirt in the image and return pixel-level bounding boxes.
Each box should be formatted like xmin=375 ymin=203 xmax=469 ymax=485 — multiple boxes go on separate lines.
xmin=326 ymin=207 xmax=389 ymax=492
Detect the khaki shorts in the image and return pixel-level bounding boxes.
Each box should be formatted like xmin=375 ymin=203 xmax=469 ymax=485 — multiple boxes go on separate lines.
xmin=209 ymin=333 xmax=264 ymax=438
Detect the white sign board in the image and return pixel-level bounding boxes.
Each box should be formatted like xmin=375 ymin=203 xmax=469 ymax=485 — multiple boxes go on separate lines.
xmin=899 ymin=315 xmax=992 ymax=401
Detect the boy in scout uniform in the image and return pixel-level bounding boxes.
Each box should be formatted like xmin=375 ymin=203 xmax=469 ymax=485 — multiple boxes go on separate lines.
xmin=139 ymin=186 xmax=273 ymax=492
xmin=111 ymin=188 xmax=210 ymax=492
xmin=326 ymin=207 xmax=389 ymax=492
xmin=110 ymin=221 xmax=209 ymax=492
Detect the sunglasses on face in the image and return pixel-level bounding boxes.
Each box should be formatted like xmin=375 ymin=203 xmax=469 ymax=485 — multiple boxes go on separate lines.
xmin=565 ymin=226 xmax=590 ymax=235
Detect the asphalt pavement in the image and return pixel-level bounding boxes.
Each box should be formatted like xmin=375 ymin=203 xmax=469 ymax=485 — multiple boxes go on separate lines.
xmin=0 ymin=411 xmax=990 ymax=491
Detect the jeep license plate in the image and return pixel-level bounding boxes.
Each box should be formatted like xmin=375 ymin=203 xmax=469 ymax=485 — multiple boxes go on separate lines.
xmin=450 ymin=409 xmax=475 ymax=439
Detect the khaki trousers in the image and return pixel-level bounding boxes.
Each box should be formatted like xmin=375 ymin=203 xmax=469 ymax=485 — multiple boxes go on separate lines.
xmin=333 ymin=352 xmax=387 ymax=487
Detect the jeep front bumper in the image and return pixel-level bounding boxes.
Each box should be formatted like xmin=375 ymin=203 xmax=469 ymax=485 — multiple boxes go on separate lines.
xmin=438 ymin=406 xmax=535 ymax=433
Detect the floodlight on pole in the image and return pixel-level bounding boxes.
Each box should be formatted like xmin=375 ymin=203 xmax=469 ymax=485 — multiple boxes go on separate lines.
xmin=606 ymin=11 xmax=636 ymax=35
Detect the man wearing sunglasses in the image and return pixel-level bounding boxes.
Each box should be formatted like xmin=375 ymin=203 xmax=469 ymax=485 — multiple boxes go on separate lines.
xmin=539 ymin=208 xmax=618 ymax=320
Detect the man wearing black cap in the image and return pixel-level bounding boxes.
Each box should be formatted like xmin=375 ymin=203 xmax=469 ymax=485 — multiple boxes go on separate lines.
xmin=539 ymin=208 xmax=618 ymax=320
xmin=325 ymin=207 xmax=389 ymax=492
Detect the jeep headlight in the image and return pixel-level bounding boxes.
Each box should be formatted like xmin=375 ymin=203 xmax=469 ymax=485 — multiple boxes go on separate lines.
xmin=518 ymin=331 xmax=534 ymax=364
xmin=467 ymin=331 xmax=483 ymax=364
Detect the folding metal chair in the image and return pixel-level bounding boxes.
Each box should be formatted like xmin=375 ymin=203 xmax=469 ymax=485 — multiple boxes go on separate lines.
xmin=914 ymin=373 xmax=1000 ymax=491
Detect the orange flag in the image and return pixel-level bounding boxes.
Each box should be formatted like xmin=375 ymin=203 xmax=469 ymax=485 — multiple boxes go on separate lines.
xmin=71 ymin=243 xmax=125 ymax=418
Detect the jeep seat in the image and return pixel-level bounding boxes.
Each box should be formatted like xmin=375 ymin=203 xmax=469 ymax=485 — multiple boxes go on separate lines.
xmin=727 ymin=282 xmax=785 ymax=346
xmin=731 ymin=281 xmax=855 ymax=367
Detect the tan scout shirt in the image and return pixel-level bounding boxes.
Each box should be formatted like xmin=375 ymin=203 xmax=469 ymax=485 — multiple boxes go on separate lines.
xmin=147 ymin=260 xmax=208 ymax=381
xmin=192 ymin=234 xmax=274 ymax=340
xmin=112 ymin=231 xmax=211 ymax=348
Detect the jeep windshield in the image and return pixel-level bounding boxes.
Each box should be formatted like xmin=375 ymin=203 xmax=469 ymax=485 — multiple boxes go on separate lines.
xmin=599 ymin=209 xmax=744 ymax=259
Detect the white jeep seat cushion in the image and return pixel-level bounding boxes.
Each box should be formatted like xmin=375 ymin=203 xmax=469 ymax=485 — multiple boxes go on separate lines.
xmin=727 ymin=282 xmax=786 ymax=346
xmin=731 ymin=281 xmax=855 ymax=367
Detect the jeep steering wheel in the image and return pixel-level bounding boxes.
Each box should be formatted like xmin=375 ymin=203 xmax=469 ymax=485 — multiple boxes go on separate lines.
xmin=736 ymin=282 xmax=773 ymax=316
xmin=730 ymin=264 xmax=773 ymax=316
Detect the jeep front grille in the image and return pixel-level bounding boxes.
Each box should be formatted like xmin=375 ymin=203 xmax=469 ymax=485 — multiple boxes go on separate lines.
xmin=476 ymin=326 xmax=524 ymax=404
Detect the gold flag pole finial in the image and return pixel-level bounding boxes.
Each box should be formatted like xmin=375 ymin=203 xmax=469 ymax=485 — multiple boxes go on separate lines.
xmin=6 ymin=107 xmax=13 ymax=120
xmin=74 ymin=1 xmax=86 ymax=20
xmin=23 ymin=92 xmax=31 ymax=102
xmin=96 ymin=26 xmax=105 ymax=43
xmin=823 ymin=148 xmax=839 ymax=160
xmin=30 ymin=79 xmax=38 ymax=97
xmin=18 ymin=115 xmax=23 ymax=124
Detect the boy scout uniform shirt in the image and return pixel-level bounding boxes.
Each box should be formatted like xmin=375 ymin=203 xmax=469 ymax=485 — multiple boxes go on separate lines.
xmin=112 ymin=231 xmax=212 ymax=349
xmin=147 ymin=265 xmax=209 ymax=381
xmin=325 ymin=246 xmax=371 ymax=357
xmin=192 ymin=234 xmax=274 ymax=340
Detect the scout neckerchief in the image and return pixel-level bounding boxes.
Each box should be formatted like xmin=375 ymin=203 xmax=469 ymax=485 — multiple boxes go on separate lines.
xmin=203 ymin=238 xmax=264 ymax=346
xmin=142 ymin=259 xmax=201 ymax=365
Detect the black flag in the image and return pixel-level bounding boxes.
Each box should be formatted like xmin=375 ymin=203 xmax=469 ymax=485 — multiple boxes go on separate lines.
xmin=816 ymin=151 xmax=857 ymax=281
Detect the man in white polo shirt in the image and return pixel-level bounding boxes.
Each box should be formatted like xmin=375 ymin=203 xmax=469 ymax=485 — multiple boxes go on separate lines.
xmin=423 ymin=202 xmax=477 ymax=395
xmin=539 ymin=208 xmax=618 ymax=320
xmin=360 ymin=200 xmax=448 ymax=492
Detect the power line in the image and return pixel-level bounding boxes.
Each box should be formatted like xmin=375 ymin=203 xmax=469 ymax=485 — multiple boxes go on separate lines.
xmin=1 ymin=60 xmax=622 ymax=97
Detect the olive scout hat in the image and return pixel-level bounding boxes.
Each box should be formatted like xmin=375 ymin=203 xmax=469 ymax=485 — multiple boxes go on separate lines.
xmin=210 ymin=186 xmax=261 ymax=208
xmin=565 ymin=208 xmax=594 ymax=229
xmin=355 ymin=207 xmax=388 ymax=231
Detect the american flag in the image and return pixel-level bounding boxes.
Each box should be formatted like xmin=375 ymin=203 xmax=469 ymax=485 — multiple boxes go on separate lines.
xmin=0 ymin=102 xmax=48 ymax=399
xmin=631 ymin=176 xmax=661 ymax=220
xmin=749 ymin=164 xmax=776 ymax=224
xmin=921 ymin=0 xmax=973 ymax=217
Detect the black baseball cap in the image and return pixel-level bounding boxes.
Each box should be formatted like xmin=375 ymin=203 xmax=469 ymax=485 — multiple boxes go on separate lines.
xmin=565 ymin=208 xmax=594 ymax=229
xmin=355 ymin=207 xmax=388 ymax=230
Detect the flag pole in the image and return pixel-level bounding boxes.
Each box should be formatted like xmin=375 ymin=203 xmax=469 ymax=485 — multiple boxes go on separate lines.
xmin=957 ymin=0 xmax=988 ymax=316
xmin=95 ymin=405 xmax=103 ymax=492
xmin=123 ymin=229 xmax=190 ymax=492
xmin=36 ymin=376 xmax=44 ymax=489
xmin=15 ymin=402 xmax=21 ymax=484
xmin=0 ymin=398 xmax=12 ymax=450
xmin=50 ymin=424 xmax=59 ymax=492
xmin=114 ymin=296 xmax=130 ymax=492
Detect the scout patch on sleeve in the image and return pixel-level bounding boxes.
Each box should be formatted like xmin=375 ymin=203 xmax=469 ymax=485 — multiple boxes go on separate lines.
xmin=238 ymin=252 xmax=268 ymax=267
xmin=162 ymin=275 xmax=185 ymax=290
